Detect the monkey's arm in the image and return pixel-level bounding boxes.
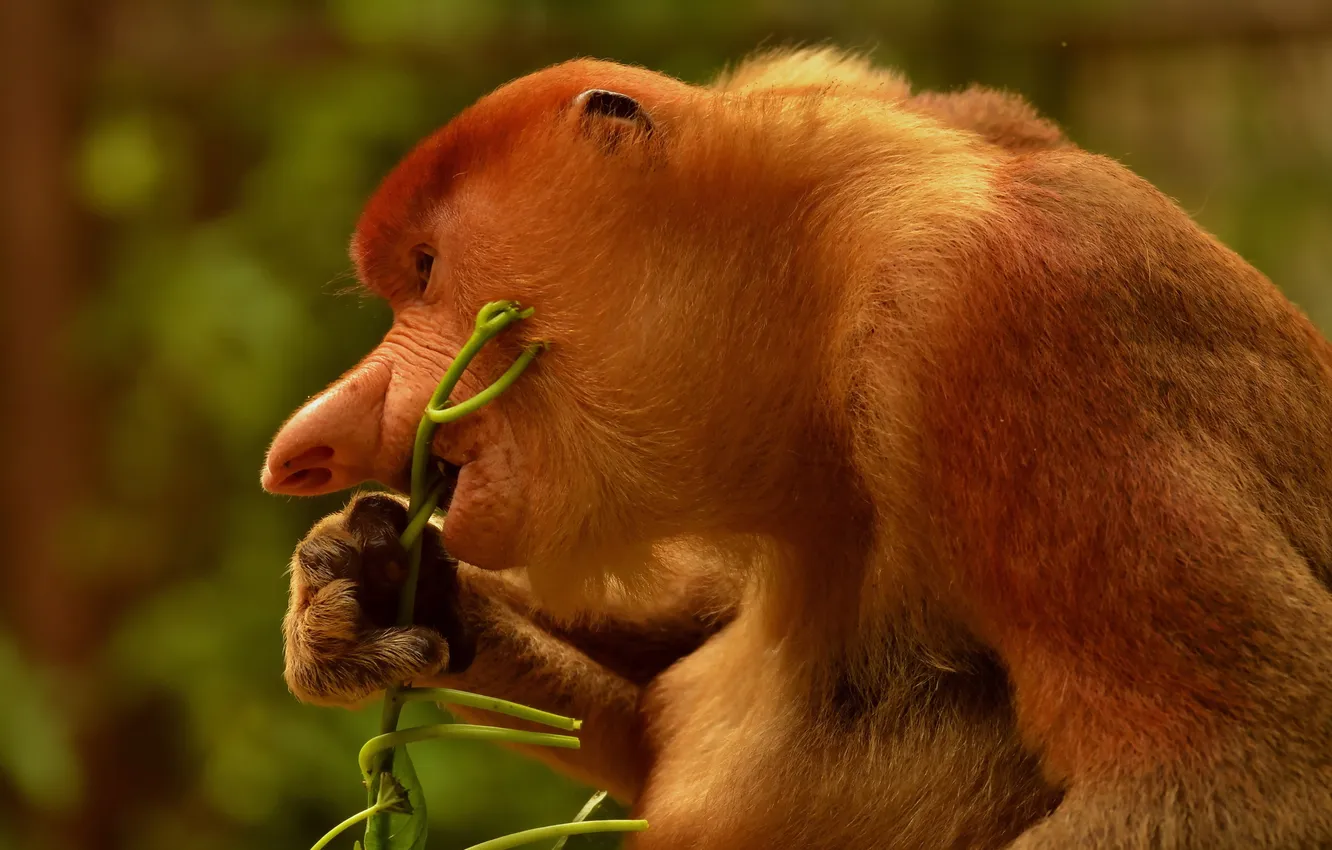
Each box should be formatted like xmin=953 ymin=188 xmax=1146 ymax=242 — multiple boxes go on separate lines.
xmin=283 ymin=493 xmax=732 ymax=802
xmin=420 ymin=564 xmax=732 ymax=801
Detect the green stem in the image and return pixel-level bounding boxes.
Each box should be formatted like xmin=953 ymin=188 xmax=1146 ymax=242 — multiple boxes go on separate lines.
xmin=397 ymin=477 xmax=447 ymax=554
xmin=408 ymin=301 xmax=534 ymax=508
xmin=359 ymin=724 xmax=580 ymax=781
xmin=310 ymin=800 xmax=397 ymax=850
xmin=366 ymin=690 xmax=405 ymax=822
xmin=403 ymin=301 xmax=537 ymax=615
xmin=369 ymin=300 xmax=541 ymax=797
xmin=426 ymin=342 xmax=545 ymax=424
xmin=549 ymin=790 xmax=608 ymax=850
xmin=399 ymin=688 xmax=582 ymax=731
xmin=462 ymin=819 xmax=649 ymax=850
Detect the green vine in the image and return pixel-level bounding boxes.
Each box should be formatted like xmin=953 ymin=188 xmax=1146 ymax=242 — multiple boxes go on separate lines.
xmin=309 ymin=301 xmax=648 ymax=850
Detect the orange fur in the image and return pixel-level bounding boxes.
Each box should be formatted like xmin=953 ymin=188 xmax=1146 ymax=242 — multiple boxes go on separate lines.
xmin=266 ymin=49 xmax=1332 ymax=848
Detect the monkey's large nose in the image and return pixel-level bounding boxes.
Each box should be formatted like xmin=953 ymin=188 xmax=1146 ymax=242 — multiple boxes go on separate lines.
xmin=262 ymin=359 xmax=389 ymax=496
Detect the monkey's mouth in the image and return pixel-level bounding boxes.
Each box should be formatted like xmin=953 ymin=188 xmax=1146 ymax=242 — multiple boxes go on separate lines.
xmin=396 ymin=456 xmax=462 ymax=509
xmin=434 ymin=459 xmax=462 ymax=509
xmin=417 ymin=442 xmax=525 ymax=570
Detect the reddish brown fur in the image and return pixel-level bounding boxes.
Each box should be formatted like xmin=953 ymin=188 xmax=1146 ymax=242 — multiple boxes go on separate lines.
xmin=265 ymin=49 xmax=1332 ymax=848
xmin=922 ymin=153 xmax=1332 ymax=787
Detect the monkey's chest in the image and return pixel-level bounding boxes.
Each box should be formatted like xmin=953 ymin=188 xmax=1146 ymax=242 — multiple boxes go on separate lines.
xmin=630 ymin=620 xmax=1056 ymax=849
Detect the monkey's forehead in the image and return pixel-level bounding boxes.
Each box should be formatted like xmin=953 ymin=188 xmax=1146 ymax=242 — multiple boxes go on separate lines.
xmin=350 ymin=59 xmax=688 ymax=276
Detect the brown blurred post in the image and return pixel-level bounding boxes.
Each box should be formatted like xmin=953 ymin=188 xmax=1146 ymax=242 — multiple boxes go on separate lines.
xmin=0 ymin=0 xmax=94 ymax=656
xmin=0 ymin=0 xmax=100 ymax=847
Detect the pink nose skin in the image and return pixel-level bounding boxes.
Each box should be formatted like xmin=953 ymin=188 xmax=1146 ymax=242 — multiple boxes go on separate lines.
xmin=262 ymin=357 xmax=391 ymax=496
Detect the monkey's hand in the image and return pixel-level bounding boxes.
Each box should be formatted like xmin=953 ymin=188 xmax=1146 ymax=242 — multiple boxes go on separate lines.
xmin=282 ymin=492 xmax=475 ymax=706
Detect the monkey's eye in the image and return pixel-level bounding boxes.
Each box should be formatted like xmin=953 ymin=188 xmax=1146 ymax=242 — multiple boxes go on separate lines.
xmin=412 ymin=246 xmax=435 ymax=293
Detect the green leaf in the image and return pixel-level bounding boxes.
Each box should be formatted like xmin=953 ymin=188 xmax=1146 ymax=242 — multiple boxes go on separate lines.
xmin=364 ymin=748 xmax=428 ymax=850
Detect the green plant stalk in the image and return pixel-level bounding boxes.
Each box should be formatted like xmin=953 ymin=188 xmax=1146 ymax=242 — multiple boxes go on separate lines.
xmin=398 ymin=479 xmax=447 ymax=551
xmin=314 ymin=773 xmax=411 ymax=850
xmin=359 ymin=724 xmax=580 ymax=781
xmin=400 ymin=302 xmax=538 ymax=628
xmin=399 ymin=687 xmax=582 ymax=731
xmin=367 ymin=301 xmax=540 ymax=841
xmin=312 ymin=797 xmax=402 ymax=850
xmin=463 ymin=819 xmax=649 ymax=850
xmin=549 ymin=791 xmax=609 ymax=850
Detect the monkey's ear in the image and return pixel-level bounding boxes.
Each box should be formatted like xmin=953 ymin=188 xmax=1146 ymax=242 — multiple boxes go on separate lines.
xmin=572 ymin=89 xmax=653 ymax=150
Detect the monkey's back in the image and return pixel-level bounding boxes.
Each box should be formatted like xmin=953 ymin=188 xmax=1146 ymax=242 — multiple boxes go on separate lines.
xmin=910 ymin=146 xmax=1332 ymax=790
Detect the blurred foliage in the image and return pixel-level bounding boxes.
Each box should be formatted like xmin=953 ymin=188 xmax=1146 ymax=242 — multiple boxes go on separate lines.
xmin=2 ymin=0 xmax=1329 ymax=849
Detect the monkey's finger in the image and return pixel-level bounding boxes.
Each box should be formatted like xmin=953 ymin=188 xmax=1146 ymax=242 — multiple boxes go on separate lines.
xmin=285 ymin=620 xmax=448 ymax=707
xmin=286 ymin=578 xmax=363 ymax=646
xmin=292 ymin=527 xmax=362 ymax=588
xmin=346 ymin=492 xmax=412 ymax=544
xmin=345 ymin=494 xmax=418 ymax=624
xmin=284 ymin=574 xmax=445 ymax=702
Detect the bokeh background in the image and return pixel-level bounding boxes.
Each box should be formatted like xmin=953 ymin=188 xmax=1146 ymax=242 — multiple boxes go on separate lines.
xmin=2 ymin=1 xmax=1330 ymax=848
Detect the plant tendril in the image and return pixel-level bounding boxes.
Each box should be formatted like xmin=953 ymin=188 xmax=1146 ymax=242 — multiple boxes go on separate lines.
xmin=359 ymin=724 xmax=581 ymax=781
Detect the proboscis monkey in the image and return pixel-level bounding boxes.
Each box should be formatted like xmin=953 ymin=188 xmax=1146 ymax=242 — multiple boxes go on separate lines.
xmin=262 ymin=48 xmax=1332 ymax=848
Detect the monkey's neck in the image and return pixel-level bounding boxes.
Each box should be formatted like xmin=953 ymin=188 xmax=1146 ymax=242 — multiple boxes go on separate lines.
xmin=743 ymin=461 xmax=977 ymax=673
xmin=748 ymin=534 xmax=986 ymax=718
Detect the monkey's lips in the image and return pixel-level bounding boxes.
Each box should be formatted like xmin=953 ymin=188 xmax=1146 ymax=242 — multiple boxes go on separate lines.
xmin=413 ymin=445 xmax=525 ymax=570
xmin=431 ymin=458 xmax=462 ymax=510
xmin=390 ymin=455 xmax=457 ymax=500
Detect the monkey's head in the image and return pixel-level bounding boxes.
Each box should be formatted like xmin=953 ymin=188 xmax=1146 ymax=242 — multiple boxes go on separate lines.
xmin=262 ymin=57 xmax=976 ymax=604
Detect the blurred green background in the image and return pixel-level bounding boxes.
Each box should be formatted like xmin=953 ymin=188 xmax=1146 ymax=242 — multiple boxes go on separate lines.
xmin=1 ymin=1 xmax=1329 ymax=848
